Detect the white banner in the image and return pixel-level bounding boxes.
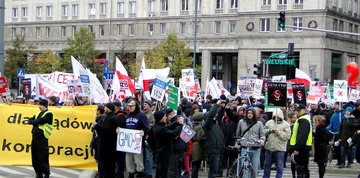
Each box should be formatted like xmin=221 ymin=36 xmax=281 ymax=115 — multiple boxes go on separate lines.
xmin=349 ymin=89 xmax=359 ymax=102
xmin=36 ymin=74 xmax=69 ymax=102
xmin=181 ymin=69 xmax=195 ymax=87
xmin=253 ymin=79 xmax=263 ymax=99
xmin=116 ymin=128 xmax=143 ymax=154
xmin=334 ymin=80 xmax=348 ymax=102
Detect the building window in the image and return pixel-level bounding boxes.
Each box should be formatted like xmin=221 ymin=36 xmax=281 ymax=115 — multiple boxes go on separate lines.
xmin=148 ymin=23 xmax=154 ymax=35
xmin=129 ymin=2 xmax=136 ymax=13
xmin=276 ymin=19 xmax=285 ymax=32
xmin=196 ymin=0 xmax=202 ymax=10
xmin=180 ymin=22 xmax=186 ymax=35
xmin=36 ymin=27 xmax=41 ymax=38
xmin=160 ymin=23 xmax=166 ymax=35
xmin=21 ymin=27 xmax=25 ymax=36
xmin=181 ymin=0 xmax=188 ymax=10
xmin=100 ymin=3 xmax=106 ymax=14
xmin=263 ymin=0 xmax=271 ymax=5
xmin=22 ymin=7 xmax=28 ymax=17
xmin=333 ymin=19 xmax=338 ymax=31
xmin=129 ymin=24 xmax=134 ymax=36
xmin=161 ymin=0 xmax=168 ymax=11
xmin=36 ymin=7 xmax=42 ymax=17
xmin=13 ymin=8 xmax=18 ymax=18
xmin=89 ymin=4 xmax=96 ymax=15
xmin=73 ymin=4 xmax=79 ymax=16
xmin=62 ymin=5 xmax=68 ymax=16
xmin=230 ymin=0 xmax=238 ymax=8
xmin=349 ymin=23 xmax=353 ymax=33
xmin=99 ymin=25 xmax=105 ymax=37
xmin=117 ymin=2 xmax=124 ymax=14
xmin=355 ymin=25 xmax=359 ymax=34
xmin=292 ymin=17 xmax=302 ymax=32
xmin=117 ymin=24 xmax=123 ymax=36
xmin=61 ymin=26 xmax=66 ymax=37
xmin=46 ymin=6 xmax=52 ymax=17
xmin=148 ymin=0 xmax=155 ymax=13
xmin=339 ymin=0 xmax=342 ymax=8
xmin=229 ymin=21 xmax=236 ymax=34
xmin=295 ymin=0 xmax=303 ymax=4
xmin=339 ymin=20 xmax=344 ymax=31
xmin=88 ymin=25 xmax=94 ymax=33
xmin=72 ymin=26 xmax=76 ymax=37
xmin=348 ymin=0 xmax=352 ymax=11
xmin=216 ymin=0 xmax=223 ymax=9
xmin=260 ymin=18 xmax=270 ymax=32
xmin=12 ymin=28 xmax=16 ymax=38
xmin=355 ymin=1 xmax=358 ymax=14
xmin=278 ymin=0 xmax=287 ymax=5
xmin=332 ymin=0 xmax=337 ymax=6
xmin=46 ymin=27 xmax=50 ymax=38
xmin=215 ymin=21 xmax=221 ymax=34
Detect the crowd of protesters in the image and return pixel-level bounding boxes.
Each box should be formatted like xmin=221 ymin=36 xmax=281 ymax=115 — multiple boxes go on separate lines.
xmin=3 ymin=92 xmax=360 ymax=178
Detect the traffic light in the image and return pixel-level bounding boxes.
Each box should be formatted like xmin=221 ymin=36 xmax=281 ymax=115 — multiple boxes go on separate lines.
xmin=278 ymin=11 xmax=286 ymax=30
xmin=253 ymin=62 xmax=263 ymax=78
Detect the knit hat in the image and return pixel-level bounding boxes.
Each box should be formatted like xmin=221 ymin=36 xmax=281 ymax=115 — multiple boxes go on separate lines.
xmin=346 ymin=106 xmax=353 ymax=113
xmin=105 ymin=103 xmax=115 ymax=111
xmin=192 ymin=112 xmax=204 ymax=121
xmin=273 ymin=109 xmax=284 ymax=120
xmin=154 ymin=111 xmax=165 ymax=122
xmin=144 ymin=100 xmax=152 ymax=106
xmin=206 ymin=95 xmax=212 ymax=100
xmin=39 ymin=99 xmax=48 ymax=107
xmin=165 ymin=108 xmax=174 ymax=116
xmin=182 ymin=97 xmax=188 ymax=105
xmin=113 ymin=99 xmax=122 ymax=107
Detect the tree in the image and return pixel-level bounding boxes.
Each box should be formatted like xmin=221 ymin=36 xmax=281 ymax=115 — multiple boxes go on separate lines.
xmin=27 ymin=50 xmax=63 ymax=74
xmin=4 ymin=35 xmax=36 ymax=77
xmin=115 ymin=39 xmax=137 ymax=78
xmin=63 ymin=27 xmax=102 ymax=78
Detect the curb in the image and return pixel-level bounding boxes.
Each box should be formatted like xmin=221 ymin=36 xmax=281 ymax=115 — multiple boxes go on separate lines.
xmin=326 ymin=168 xmax=358 ymax=175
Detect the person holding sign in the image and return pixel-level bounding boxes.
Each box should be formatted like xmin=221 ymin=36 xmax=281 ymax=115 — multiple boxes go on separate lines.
xmin=27 ymin=99 xmax=54 ymax=178
xmin=148 ymin=110 xmax=184 ymax=178
xmin=91 ymin=103 xmax=118 ymax=178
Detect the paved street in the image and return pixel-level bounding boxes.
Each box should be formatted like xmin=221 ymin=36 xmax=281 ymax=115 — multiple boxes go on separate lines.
xmin=0 ymin=161 xmax=359 ymax=178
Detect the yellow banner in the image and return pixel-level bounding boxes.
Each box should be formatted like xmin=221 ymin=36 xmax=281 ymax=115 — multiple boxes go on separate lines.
xmin=0 ymin=104 xmax=97 ymax=170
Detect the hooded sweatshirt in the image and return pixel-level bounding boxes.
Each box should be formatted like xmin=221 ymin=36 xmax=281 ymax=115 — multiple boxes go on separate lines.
xmin=263 ymin=116 xmax=291 ymax=152
xmin=125 ymin=100 xmax=149 ymax=132
xmin=236 ymin=107 xmax=265 ymax=148
xmin=326 ymin=109 xmax=345 ymax=133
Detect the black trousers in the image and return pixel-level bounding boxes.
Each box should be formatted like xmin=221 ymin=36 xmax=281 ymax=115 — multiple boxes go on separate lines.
xmin=98 ymin=160 xmax=116 ymax=178
xmin=191 ymin=160 xmax=202 ymax=178
xmin=295 ymin=150 xmax=310 ymax=178
xmin=155 ymin=158 xmax=171 ymax=178
xmin=31 ymin=138 xmax=50 ymax=178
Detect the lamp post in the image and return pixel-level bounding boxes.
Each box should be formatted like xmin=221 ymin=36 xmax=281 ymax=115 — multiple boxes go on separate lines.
xmin=0 ymin=0 xmax=5 ymax=76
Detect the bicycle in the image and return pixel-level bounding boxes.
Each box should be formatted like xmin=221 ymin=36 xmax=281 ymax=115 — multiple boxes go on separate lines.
xmin=226 ymin=137 xmax=261 ymax=178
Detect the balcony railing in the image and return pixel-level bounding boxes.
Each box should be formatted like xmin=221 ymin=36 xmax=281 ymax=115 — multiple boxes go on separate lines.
xmin=293 ymin=4 xmax=303 ymax=9
xmin=180 ymin=10 xmax=189 ymax=15
xmin=277 ymin=5 xmax=287 ymax=10
xmin=160 ymin=11 xmax=168 ymax=16
xmin=229 ymin=9 xmax=237 ymax=13
xmin=215 ymin=9 xmax=223 ymax=13
xmin=129 ymin=13 xmax=136 ymax=17
xmin=261 ymin=5 xmax=271 ymax=10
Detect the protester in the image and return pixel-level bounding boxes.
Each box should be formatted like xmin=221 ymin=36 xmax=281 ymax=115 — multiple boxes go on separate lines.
xmin=338 ymin=106 xmax=356 ymax=168
xmin=114 ymin=100 xmax=127 ymax=178
xmin=263 ymin=109 xmax=291 ymax=178
xmin=27 ymin=99 xmax=54 ymax=178
xmin=313 ymin=115 xmax=329 ymax=178
xmin=191 ymin=112 xmax=206 ymax=178
xmin=90 ymin=105 xmax=105 ymax=178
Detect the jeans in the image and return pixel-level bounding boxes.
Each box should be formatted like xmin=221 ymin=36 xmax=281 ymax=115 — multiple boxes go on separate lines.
xmin=168 ymin=153 xmax=184 ymax=178
xmin=239 ymin=148 xmax=260 ymax=178
xmin=208 ymin=153 xmax=221 ymax=178
xmin=262 ymin=150 xmax=285 ymax=178
xmin=341 ymin=146 xmax=354 ymax=165
xmin=144 ymin=146 xmax=153 ymax=176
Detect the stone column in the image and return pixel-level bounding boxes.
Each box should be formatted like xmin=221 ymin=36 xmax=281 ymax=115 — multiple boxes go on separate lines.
xmin=201 ymin=50 xmax=211 ymax=91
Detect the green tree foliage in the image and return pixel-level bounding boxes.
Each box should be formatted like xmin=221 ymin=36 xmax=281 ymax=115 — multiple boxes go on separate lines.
xmin=129 ymin=33 xmax=193 ymax=81
xmin=4 ymin=35 xmax=36 ymax=77
xmin=63 ymin=27 xmax=102 ymax=78
xmin=27 ymin=50 xmax=63 ymax=74
xmin=116 ymin=39 xmax=137 ymax=78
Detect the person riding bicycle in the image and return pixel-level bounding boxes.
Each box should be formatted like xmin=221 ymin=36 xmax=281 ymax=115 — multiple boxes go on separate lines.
xmin=236 ymin=107 xmax=265 ymax=178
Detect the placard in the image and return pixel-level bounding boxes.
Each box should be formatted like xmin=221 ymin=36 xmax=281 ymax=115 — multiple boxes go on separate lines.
xmin=116 ymin=128 xmax=143 ymax=154
xmin=22 ymin=79 xmax=32 ymax=99
xmin=168 ymin=85 xmax=179 ymax=110
xmin=252 ymin=79 xmax=263 ymax=99
xmin=67 ymin=80 xmax=76 ymax=97
xmin=151 ymin=78 xmax=167 ymax=102
xmin=334 ymin=80 xmax=348 ymax=102
xmin=307 ymin=86 xmax=326 ymax=104
xmin=180 ymin=125 xmax=196 ymax=143
xmin=0 ymin=76 xmax=9 ymax=94
xmin=267 ymin=82 xmax=287 ymax=107
xmin=292 ymin=83 xmax=306 ymax=105
xmin=349 ymin=89 xmax=359 ymax=102
xmin=181 ymin=69 xmax=195 ymax=87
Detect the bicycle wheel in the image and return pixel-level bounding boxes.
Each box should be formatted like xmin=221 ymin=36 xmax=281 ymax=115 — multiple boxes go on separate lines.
xmin=226 ymin=159 xmax=245 ymax=178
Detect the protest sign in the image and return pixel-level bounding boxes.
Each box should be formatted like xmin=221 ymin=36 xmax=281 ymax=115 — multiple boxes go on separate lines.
xmin=349 ymin=89 xmax=359 ymax=102
xmin=0 ymin=76 xmax=9 ymax=94
xmin=180 ymin=125 xmax=196 ymax=143
xmin=307 ymin=86 xmax=326 ymax=104
xmin=22 ymin=79 xmax=32 ymax=99
xmin=334 ymin=80 xmax=348 ymax=102
xmin=252 ymin=79 xmax=263 ymax=99
xmin=181 ymin=69 xmax=195 ymax=87
xmin=292 ymin=83 xmax=306 ymax=105
xmin=116 ymin=128 xmax=143 ymax=154
xmin=168 ymin=85 xmax=179 ymax=110
xmin=267 ymin=82 xmax=287 ymax=107
xmin=67 ymin=80 xmax=76 ymax=97
xmin=151 ymin=78 xmax=167 ymax=101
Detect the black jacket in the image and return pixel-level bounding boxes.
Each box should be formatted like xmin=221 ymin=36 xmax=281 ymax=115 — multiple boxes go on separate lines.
xmin=94 ymin=111 xmax=118 ymax=162
xmin=314 ymin=121 xmax=329 ymax=163
xmin=151 ymin=121 xmax=183 ymax=161
xmin=203 ymin=104 xmax=225 ymax=154
xmin=28 ymin=110 xmax=53 ymax=139
xmin=216 ymin=107 xmax=237 ymax=146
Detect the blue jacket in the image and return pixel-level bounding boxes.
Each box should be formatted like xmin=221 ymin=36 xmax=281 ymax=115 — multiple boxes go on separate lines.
xmin=326 ymin=109 xmax=345 ymax=134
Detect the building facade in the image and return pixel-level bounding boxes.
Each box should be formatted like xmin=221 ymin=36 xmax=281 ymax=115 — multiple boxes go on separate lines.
xmin=4 ymin=0 xmax=360 ymax=93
